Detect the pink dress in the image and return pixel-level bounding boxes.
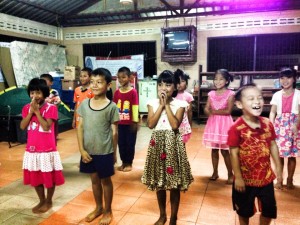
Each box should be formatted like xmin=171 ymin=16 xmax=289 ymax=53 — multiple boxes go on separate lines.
xmin=22 ymin=102 xmax=65 ymax=188
xmin=202 ymin=89 xmax=234 ymax=150
xmin=175 ymin=91 xmax=194 ymax=143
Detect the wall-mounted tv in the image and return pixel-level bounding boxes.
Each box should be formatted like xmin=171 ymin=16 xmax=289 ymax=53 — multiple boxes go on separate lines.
xmin=161 ymin=25 xmax=197 ymax=63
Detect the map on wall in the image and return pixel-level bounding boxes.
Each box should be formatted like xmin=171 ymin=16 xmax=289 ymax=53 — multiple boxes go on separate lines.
xmin=85 ymin=55 xmax=144 ymax=79
xmin=10 ymin=41 xmax=67 ymax=87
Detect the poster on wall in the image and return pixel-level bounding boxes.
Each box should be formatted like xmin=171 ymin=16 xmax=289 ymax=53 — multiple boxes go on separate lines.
xmin=85 ymin=55 xmax=144 ymax=79
xmin=10 ymin=41 xmax=67 ymax=87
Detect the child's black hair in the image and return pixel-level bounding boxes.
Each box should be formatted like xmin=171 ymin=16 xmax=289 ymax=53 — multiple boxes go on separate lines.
xmin=157 ymin=70 xmax=180 ymax=97
xmin=40 ymin=73 xmax=53 ymax=82
xmin=81 ymin=67 xmax=93 ymax=76
xmin=235 ymin=83 xmax=257 ymax=101
xmin=27 ymin=78 xmax=50 ymax=98
xmin=279 ymin=67 xmax=297 ymax=88
xmin=117 ymin=66 xmax=131 ymax=76
xmin=92 ymin=68 xmax=112 ymax=84
xmin=214 ymin=69 xmax=234 ymax=87
xmin=174 ymin=69 xmax=190 ymax=85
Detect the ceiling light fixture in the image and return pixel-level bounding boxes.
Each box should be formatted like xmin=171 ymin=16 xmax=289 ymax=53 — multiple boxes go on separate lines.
xmin=120 ymin=0 xmax=133 ymax=5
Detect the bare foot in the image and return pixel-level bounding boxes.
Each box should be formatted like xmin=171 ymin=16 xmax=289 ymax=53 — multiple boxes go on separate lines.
xmin=38 ymin=201 xmax=53 ymax=213
xmin=117 ymin=164 xmax=125 ymax=171
xmin=98 ymin=212 xmax=113 ymax=225
xmin=226 ymin=176 xmax=234 ymax=185
xmin=85 ymin=208 xmax=103 ymax=222
xmin=32 ymin=200 xmax=45 ymax=214
xmin=287 ymin=178 xmax=295 ymax=190
xmin=154 ymin=216 xmax=167 ymax=225
xmin=209 ymin=174 xmax=219 ymax=181
xmin=123 ymin=165 xmax=132 ymax=172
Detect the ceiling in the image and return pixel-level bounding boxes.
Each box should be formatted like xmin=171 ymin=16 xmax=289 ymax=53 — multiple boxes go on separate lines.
xmin=0 ymin=0 xmax=299 ymax=27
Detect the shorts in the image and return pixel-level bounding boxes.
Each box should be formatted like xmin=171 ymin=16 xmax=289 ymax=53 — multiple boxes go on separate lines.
xmin=232 ymin=182 xmax=277 ymax=219
xmin=80 ymin=153 xmax=115 ymax=179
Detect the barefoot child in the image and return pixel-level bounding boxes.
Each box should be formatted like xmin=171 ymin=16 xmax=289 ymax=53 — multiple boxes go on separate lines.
xmin=269 ymin=67 xmax=300 ymax=189
xmin=202 ymin=69 xmax=234 ymax=184
xmin=141 ymin=70 xmax=193 ymax=225
xmin=228 ymin=84 xmax=283 ymax=225
xmin=20 ymin=78 xmax=64 ymax=213
xmin=77 ymin=68 xmax=119 ymax=224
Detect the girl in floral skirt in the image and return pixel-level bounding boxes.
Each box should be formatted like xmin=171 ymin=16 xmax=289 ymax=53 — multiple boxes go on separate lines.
xmin=269 ymin=67 xmax=300 ymax=189
xmin=20 ymin=78 xmax=64 ymax=213
xmin=141 ymin=70 xmax=193 ymax=225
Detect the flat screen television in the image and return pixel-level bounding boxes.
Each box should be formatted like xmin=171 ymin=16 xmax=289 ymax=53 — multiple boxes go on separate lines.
xmin=161 ymin=25 xmax=197 ymax=63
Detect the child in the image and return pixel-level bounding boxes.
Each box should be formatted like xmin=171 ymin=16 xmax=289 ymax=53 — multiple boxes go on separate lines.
xmin=77 ymin=68 xmax=119 ymax=224
xmin=202 ymin=69 xmax=234 ymax=184
xmin=20 ymin=78 xmax=64 ymax=213
xmin=228 ymin=84 xmax=283 ymax=225
xmin=113 ymin=66 xmax=139 ymax=172
xmin=73 ymin=67 xmax=94 ymax=128
xmin=269 ymin=67 xmax=300 ymax=189
xmin=40 ymin=73 xmax=61 ymax=106
xmin=174 ymin=69 xmax=194 ymax=143
xmin=141 ymin=70 xmax=193 ymax=225
xmin=40 ymin=73 xmax=61 ymax=141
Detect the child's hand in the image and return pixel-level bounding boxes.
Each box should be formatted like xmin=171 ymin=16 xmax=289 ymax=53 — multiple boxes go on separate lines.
xmin=234 ymin=178 xmax=246 ymax=192
xmin=81 ymin=150 xmax=92 ymax=163
xmin=159 ymin=91 xmax=167 ymax=106
xmin=30 ymin=98 xmax=40 ymax=114
xmin=275 ymin=175 xmax=283 ymax=190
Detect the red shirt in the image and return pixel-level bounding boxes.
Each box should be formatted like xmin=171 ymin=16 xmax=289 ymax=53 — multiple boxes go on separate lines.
xmin=113 ymin=88 xmax=139 ymax=125
xmin=227 ymin=116 xmax=276 ymax=187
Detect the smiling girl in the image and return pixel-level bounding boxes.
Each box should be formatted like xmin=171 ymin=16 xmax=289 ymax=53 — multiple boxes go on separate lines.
xmin=20 ymin=78 xmax=64 ymax=213
xmin=269 ymin=67 xmax=300 ymax=189
xmin=202 ymin=69 xmax=234 ymax=184
xmin=141 ymin=70 xmax=193 ymax=225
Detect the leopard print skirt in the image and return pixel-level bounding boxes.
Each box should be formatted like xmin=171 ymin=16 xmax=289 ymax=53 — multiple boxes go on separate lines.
xmin=141 ymin=129 xmax=194 ymax=191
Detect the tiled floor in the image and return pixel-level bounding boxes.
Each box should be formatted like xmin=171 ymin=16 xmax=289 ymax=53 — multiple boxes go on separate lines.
xmin=0 ymin=122 xmax=299 ymax=225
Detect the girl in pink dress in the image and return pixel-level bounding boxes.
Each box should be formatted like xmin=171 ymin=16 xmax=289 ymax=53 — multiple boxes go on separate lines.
xmin=203 ymin=69 xmax=234 ymax=184
xmin=20 ymin=78 xmax=64 ymax=214
xmin=174 ymin=69 xmax=194 ymax=143
xmin=269 ymin=68 xmax=300 ymax=189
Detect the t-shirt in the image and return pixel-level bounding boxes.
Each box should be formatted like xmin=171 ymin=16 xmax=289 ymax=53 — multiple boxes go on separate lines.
xmin=22 ymin=102 xmax=58 ymax=152
xmin=227 ymin=116 xmax=277 ymax=187
xmin=77 ymin=99 xmax=119 ymax=155
xmin=113 ymin=88 xmax=139 ymax=125
xmin=73 ymin=86 xmax=94 ymax=127
xmin=147 ymin=98 xmax=188 ymax=131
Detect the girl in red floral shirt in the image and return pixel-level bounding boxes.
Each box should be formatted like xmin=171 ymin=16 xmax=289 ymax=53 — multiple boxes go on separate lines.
xmin=141 ymin=70 xmax=193 ymax=225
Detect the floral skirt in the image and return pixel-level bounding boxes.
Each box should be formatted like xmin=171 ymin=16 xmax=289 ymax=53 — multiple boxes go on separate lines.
xmin=274 ymin=113 xmax=300 ymax=157
xmin=141 ymin=130 xmax=194 ymax=191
